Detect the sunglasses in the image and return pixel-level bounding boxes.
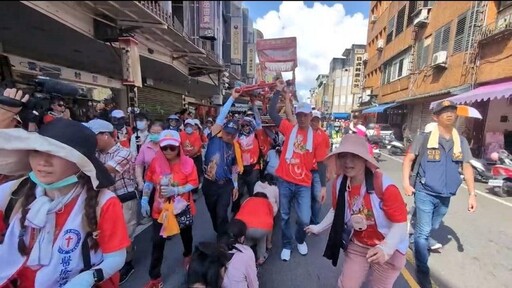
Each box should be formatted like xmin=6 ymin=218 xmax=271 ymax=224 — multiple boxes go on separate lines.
xmin=57 ymin=103 xmax=65 ymax=108
xmin=161 ymin=145 xmax=179 ymax=152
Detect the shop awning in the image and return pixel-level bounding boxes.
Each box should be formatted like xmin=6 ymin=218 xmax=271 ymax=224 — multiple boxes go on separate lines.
xmin=332 ymin=112 xmax=351 ymax=119
xmin=430 ymin=81 xmax=512 ymax=108
xmin=362 ymin=103 xmax=398 ymax=114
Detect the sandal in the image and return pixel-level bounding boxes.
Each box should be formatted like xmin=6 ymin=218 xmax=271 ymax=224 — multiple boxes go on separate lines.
xmin=257 ymin=252 xmax=269 ymax=266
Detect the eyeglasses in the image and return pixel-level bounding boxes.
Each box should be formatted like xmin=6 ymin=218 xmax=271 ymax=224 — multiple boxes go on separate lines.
xmin=241 ymin=124 xmax=249 ymax=128
xmin=161 ymin=145 xmax=179 ymax=152
xmin=57 ymin=103 xmax=65 ymax=108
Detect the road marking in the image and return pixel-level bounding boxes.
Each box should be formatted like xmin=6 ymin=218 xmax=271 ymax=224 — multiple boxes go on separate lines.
xmin=401 ymin=267 xmax=421 ymax=288
xmin=381 ymin=153 xmax=512 ymax=208
xmin=134 ymin=221 xmax=152 ymax=237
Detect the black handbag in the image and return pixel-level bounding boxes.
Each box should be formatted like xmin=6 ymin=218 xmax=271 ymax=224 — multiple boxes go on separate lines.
xmin=175 ymin=205 xmax=193 ymax=229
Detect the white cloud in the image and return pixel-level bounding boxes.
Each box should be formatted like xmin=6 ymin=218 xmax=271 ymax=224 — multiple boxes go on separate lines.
xmin=253 ymin=2 xmax=368 ymax=102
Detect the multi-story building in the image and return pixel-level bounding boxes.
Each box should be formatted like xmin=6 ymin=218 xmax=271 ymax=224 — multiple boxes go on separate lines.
xmin=343 ymin=44 xmax=367 ymax=97
xmin=363 ymin=1 xmax=512 ymax=157
xmin=311 ymin=74 xmax=329 ymax=110
xmin=326 ymin=57 xmax=355 ymax=118
xmin=0 ymin=1 xmax=257 ymax=121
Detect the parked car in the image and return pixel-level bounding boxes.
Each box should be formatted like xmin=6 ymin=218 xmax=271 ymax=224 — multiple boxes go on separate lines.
xmin=366 ymin=123 xmax=394 ymax=141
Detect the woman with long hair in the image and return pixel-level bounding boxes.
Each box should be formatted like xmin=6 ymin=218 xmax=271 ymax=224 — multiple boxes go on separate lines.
xmin=141 ymin=130 xmax=199 ymax=288
xmin=187 ymin=242 xmax=232 ymax=288
xmin=0 ymin=118 xmax=130 ymax=288
xmin=305 ymin=134 xmax=408 ymax=288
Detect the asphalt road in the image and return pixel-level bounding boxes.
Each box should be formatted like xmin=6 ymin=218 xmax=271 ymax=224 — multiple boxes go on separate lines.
xmin=123 ymin=151 xmax=512 ymax=288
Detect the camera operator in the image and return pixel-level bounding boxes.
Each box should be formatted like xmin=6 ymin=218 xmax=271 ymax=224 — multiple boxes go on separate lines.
xmin=42 ymin=95 xmax=70 ymax=124
xmin=0 ymin=88 xmax=29 ymax=129
xmin=96 ymin=98 xmax=116 ymax=121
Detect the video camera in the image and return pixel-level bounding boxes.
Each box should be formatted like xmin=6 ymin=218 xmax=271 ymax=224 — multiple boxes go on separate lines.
xmin=0 ymin=76 xmax=87 ymax=127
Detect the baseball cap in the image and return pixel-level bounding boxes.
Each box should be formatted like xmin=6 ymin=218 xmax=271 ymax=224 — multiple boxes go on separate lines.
xmin=167 ymin=114 xmax=180 ymax=120
xmin=192 ymin=119 xmax=202 ymax=129
xmin=312 ymin=110 xmax=322 ymax=119
xmin=86 ymin=119 xmax=114 ymax=134
xmin=296 ymin=102 xmax=312 ymax=114
xmin=223 ymin=119 xmax=239 ymax=135
xmin=184 ymin=119 xmax=195 ymax=126
xmin=432 ymin=100 xmax=457 ymax=114
xmin=110 ymin=109 xmax=125 ymax=118
xmin=159 ymin=130 xmax=181 ymax=147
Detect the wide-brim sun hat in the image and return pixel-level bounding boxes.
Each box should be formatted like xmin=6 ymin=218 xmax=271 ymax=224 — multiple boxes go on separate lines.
xmin=0 ymin=118 xmax=115 ymax=189
xmin=326 ymin=134 xmax=379 ymax=172
xmin=159 ymin=129 xmax=181 ymax=147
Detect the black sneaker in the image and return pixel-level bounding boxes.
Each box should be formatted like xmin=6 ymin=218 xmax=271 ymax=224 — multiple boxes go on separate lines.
xmin=416 ymin=270 xmax=433 ymax=288
xmin=119 ymin=262 xmax=135 ymax=285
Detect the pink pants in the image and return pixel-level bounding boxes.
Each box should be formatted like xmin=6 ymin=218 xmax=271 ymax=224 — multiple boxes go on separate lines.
xmin=338 ymin=242 xmax=406 ymax=288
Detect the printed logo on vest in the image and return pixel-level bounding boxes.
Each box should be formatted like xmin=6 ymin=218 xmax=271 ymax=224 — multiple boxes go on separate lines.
xmin=58 ymin=229 xmax=82 ymax=255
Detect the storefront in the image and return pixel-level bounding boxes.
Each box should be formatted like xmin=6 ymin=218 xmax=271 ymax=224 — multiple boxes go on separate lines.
xmin=137 ymin=85 xmax=184 ymax=120
xmin=3 ymin=53 xmax=124 ymax=122
xmin=431 ymin=81 xmax=512 ymax=159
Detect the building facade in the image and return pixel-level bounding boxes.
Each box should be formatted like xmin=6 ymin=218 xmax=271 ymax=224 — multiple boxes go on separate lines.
xmin=311 ymin=74 xmax=329 ymax=110
xmin=0 ymin=1 xmax=256 ymax=122
xmin=363 ymin=1 xmax=512 ymax=157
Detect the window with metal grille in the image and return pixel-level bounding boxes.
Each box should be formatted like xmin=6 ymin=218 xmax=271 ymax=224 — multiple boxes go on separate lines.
xmin=407 ymin=1 xmax=417 ymax=27
xmin=396 ymin=6 xmax=406 ymax=36
xmin=423 ymin=1 xmax=434 ymax=8
xmin=386 ymin=16 xmax=395 ymax=44
xmin=433 ymin=23 xmax=451 ymax=55
xmin=421 ymin=41 xmax=431 ymax=67
xmin=453 ymin=9 xmax=476 ymax=54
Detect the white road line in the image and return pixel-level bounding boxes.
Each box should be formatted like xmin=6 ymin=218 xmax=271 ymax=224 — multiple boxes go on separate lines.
xmin=381 ymin=153 xmax=512 ymax=208
xmin=133 ymin=221 xmax=152 ymax=237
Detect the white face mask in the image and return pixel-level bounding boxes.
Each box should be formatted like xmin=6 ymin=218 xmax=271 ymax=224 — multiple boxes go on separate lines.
xmin=136 ymin=120 xmax=148 ymax=130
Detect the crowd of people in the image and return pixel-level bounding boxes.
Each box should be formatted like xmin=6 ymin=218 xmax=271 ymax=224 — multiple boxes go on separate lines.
xmin=0 ymin=83 xmax=478 ymax=288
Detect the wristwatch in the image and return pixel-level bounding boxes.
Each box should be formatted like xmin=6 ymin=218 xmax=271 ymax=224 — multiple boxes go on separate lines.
xmin=469 ymin=192 xmax=477 ymax=197
xmin=92 ymin=268 xmax=105 ymax=283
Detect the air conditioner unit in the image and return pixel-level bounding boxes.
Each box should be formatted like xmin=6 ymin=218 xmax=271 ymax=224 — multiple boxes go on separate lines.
xmin=362 ymin=53 xmax=369 ymax=61
xmin=432 ymin=51 xmax=448 ymax=68
xmin=413 ymin=7 xmax=430 ymax=27
xmin=377 ymin=39 xmax=384 ymax=51
xmin=370 ymin=15 xmax=378 ymax=24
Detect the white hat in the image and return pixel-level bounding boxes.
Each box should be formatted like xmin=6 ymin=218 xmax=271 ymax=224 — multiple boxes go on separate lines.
xmin=192 ymin=119 xmax=202 ymax=129
xmin=312 ymin=110 xmax=322 ymax=119
xmin=296 ymin=102 xmax=312 ymax=114
xmin=184 ymin=119 xmax=195 ymax=126
xmin=111 ymin=109 xmax=125 ymax=118
xmin=86 ymin=119 xmax=114 ymax=134
xmin=159 ymin=130 xmax=181 ymax=147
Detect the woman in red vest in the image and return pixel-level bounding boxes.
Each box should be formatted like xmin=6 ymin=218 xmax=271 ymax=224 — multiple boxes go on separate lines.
xmin=235 ymin=192 xmax=274 ymax=265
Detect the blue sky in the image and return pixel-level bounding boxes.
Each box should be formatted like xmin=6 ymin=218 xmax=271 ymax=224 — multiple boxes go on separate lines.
xmin=243 ymin=1 xmax=370 ymax=21
xmin=242 ymin=1 xmax=370 ymax=101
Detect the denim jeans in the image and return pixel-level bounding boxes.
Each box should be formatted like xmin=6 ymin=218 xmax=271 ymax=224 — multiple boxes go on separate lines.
xmin=413 ymin=191 xmax=451 ymax=273
xmin=310 ymin=170 xmax=322 ymax=225
xmin=278 ymin=179 xmax=312 ymax=250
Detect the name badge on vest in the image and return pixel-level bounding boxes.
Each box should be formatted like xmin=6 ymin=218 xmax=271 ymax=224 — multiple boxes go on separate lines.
xmin=427 ymin=149 xmax=441 ymax=161
xmin=453 ymin=152 xmax=463 ymax=161
xmin=350 ymin=214 xmax=367 ymax=231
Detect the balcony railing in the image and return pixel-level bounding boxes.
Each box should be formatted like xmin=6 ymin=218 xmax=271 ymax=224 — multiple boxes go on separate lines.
xmin=479 ymin=13 xmax=512 ymax=43
xmin=138 ymin=1 xmax=173 ymax=26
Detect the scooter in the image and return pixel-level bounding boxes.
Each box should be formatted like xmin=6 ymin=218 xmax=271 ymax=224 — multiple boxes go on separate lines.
xmin=469 ymin=158 xmax=494 ymax=183
xmin=488 ymin=150 xmax=512 ymax=197
xmin=385 ymin=134 xmax=406 ymax=156
xmin=371 ymin=143 xmax=382 ymax=162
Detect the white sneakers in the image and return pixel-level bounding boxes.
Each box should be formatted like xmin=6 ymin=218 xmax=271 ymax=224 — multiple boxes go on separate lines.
xmin=281 ymin=242 xmax=309 ymax=262
xmin=280 ymin=249 xmax=291 ymax=261
xmin=297 ymin=242 xmax=308 ymax=255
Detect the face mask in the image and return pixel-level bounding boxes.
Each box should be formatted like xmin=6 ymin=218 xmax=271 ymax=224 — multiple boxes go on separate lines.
xmin=148 ymin=133 xmax=160 ymax=142
xmin=185 ymin=127 xmax=194 ymax=134
xmin=28 ymin=171 xmax=79 ymax=190
xmin=136 ymin=120 xmax=147 ymax=130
